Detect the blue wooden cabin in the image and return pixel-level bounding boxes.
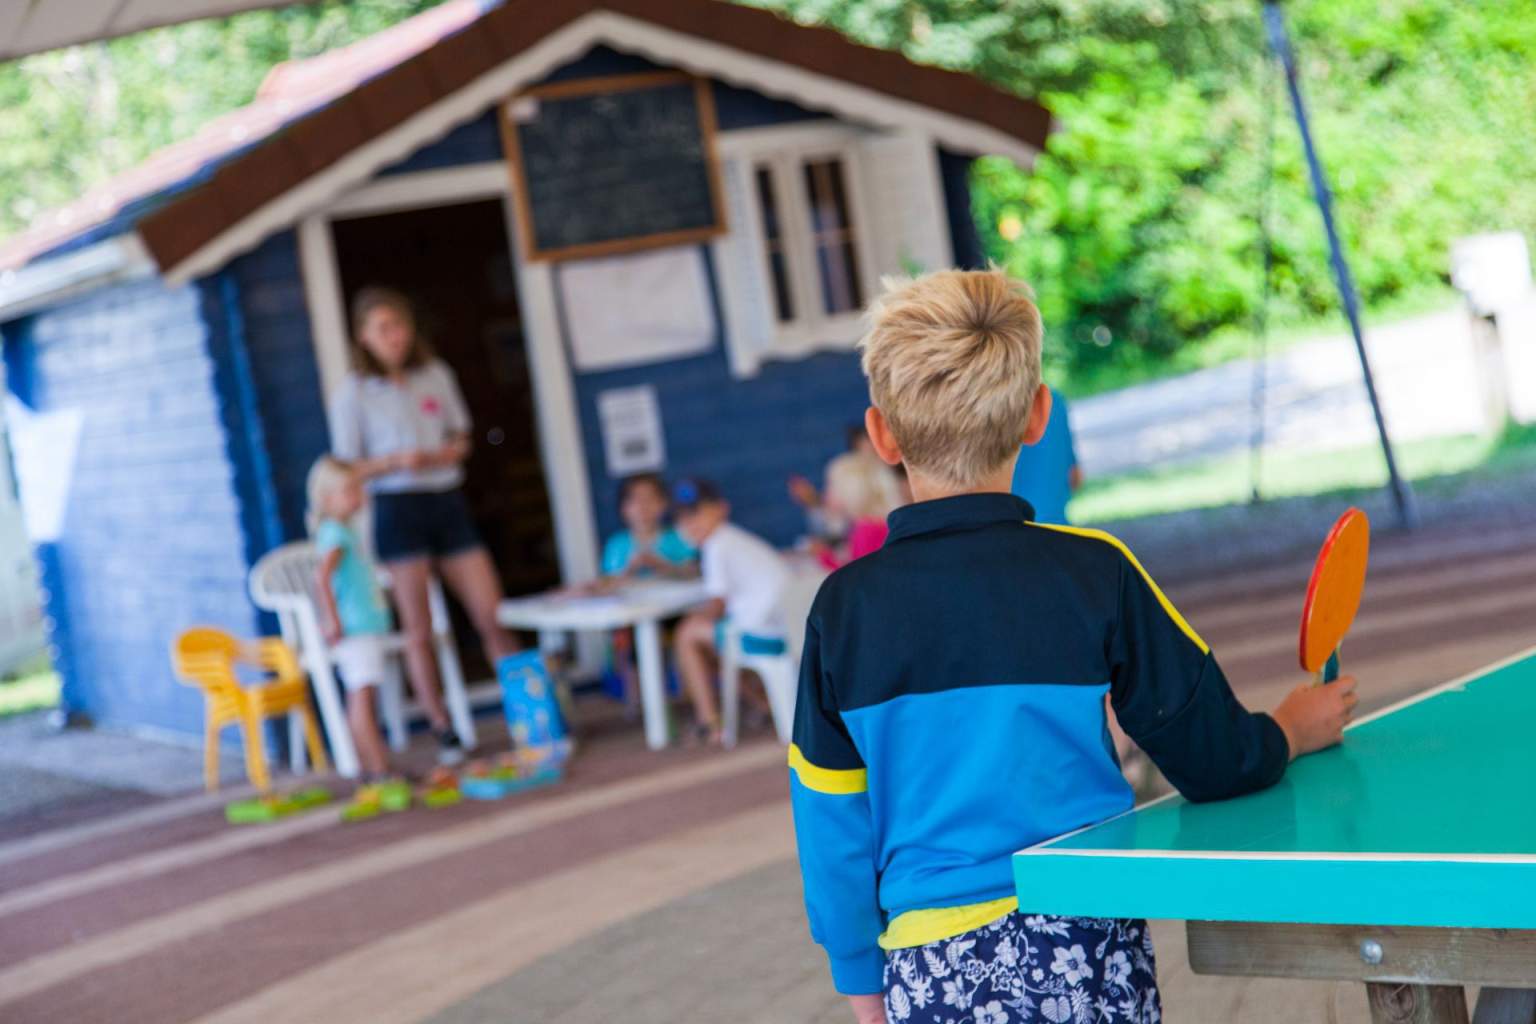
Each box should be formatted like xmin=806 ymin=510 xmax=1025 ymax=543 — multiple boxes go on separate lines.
xmin=0 ymin=0 xmax=1048 ymax=738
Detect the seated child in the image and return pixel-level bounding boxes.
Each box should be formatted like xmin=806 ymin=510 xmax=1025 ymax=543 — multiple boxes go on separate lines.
xmin=789 ymin=424 xmax=878 ymax=543
xmin=308 ymin=456 xmax=397 ymax=787
xmin=671 ymin=478 xmax=789 ymax=745
xmin=599 ymin=473 xmax=698 ymax=714
xmin=601 ymin=473 xmax=698 ymax=582
xmin=788 ymin=270 xmax=1358 ymax=1024
xmin=813 ymin=447 xmax=906 ymax=570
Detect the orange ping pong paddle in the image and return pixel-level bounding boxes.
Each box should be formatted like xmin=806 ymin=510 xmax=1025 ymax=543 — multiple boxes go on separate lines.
xmin=1298 ymin=507 xmax=1370 ymax=685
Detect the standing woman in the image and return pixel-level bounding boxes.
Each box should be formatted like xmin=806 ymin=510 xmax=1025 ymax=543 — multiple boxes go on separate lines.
xmin=330 ymin=286 xmax=517 ymax=762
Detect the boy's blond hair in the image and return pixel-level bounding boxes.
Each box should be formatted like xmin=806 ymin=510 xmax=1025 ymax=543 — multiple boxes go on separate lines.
xmin=859 ymin=269 xmax=1043 ymax=487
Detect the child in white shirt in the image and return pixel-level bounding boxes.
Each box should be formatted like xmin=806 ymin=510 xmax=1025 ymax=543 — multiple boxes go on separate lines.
xmin=671 ymin=478 xmax=789 ymax=745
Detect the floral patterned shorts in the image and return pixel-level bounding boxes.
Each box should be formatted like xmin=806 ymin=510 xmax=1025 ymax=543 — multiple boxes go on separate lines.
xmin=882 ymin=912 xmax=1160 ymax=1024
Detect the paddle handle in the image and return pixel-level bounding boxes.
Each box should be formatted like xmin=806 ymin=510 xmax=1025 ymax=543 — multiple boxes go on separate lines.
xmin=1314 ymin=646 xmax=1341 ymax=686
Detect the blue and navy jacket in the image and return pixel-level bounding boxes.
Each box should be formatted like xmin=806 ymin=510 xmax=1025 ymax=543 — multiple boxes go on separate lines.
xmin=788 ymin=493 xmax=1288 ymax=995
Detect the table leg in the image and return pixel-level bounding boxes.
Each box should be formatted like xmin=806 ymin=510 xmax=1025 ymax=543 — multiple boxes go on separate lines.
xmin=1473 ymin=989 xmax=1536 ymax=1024
xmin=1368 ymin=983 xmax=1469 ymax=1024
xmin=537 ymin=629 xmax=566 ymax=656
xmin=634 ymin=618 xmax=669 ymax=751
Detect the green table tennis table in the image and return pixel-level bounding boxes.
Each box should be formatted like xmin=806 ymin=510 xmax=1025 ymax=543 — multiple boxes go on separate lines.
xmin=1015 ymin=647 xmax=1536 ymax=1024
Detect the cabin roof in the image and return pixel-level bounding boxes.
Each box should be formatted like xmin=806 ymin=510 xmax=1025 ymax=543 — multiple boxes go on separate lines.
xmin=0 ymin=0 xmax=1051 ymax=279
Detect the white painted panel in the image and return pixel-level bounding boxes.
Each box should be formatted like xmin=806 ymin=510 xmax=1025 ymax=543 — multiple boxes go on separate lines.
xmin=857 ymin=128 xmax=954 ymax=278
xmin=711 ymin=158 xmax=776 ymax=378
xmin=296 ymin=214 xmax=350 ymax=436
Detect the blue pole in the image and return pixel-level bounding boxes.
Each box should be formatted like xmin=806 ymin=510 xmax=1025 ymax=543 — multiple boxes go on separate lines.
xmin=1262 ymin=2 xmax=1418 ymax=528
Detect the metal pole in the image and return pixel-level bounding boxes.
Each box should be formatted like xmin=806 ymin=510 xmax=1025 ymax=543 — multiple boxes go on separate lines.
xmin=1262 ymin=2 xmax=1419 ymax=528
xmin=1249 ymin=53 xmax=1276 ymax=505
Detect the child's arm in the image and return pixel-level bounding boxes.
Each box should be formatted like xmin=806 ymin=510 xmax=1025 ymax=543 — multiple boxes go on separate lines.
xmin=628 ymin=551 xmax=699 ymax=580
xmin=788 ymin=617 xmax=886 ymax=1001
xmin=343 ymin=452 xmax=413 ymax=481
xmin=419 ymin=432 xmax=472 ymax=469
xmin=313 ymin=549 xmax=345 ymax=645
xmin=1107 ymin=547 xmax=1354 ymax=801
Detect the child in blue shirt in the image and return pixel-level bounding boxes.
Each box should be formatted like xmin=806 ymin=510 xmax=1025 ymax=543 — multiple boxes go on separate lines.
xmin=1010 ymin=391 xmax=1079 ymax=525
xmin=598 ymin=473 xmax=697 ymax=716
xmin=600 ymin=473 xmax=697 ymax=580
xmin=789 ymin=270 xmax=1358 ymax=1024
xmin=308 ymin=456 xmax=396 ymax=783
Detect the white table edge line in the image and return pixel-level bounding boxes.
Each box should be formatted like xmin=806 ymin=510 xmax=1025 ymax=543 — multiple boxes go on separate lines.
xmin=1344 ymin=641 xmax=1536 ymax=729
xmin=1021 ymin=646 xmax=1536 ymax=854
xmin=1014 ymin=848 xmax=1536 ymax=864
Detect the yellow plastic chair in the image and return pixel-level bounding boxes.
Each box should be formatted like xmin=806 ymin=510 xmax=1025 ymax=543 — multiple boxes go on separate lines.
xmin=171 ymin=627 xmax=330 ymax=792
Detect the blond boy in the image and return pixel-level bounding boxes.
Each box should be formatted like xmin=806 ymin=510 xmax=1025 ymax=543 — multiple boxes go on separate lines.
xmin=787 ymin=269 xmax=1357 ymax=1024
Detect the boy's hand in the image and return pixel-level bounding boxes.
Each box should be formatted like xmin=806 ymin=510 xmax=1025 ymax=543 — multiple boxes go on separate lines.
xmin=847 ymin=994 xmax=885 ymax=1024
xmin=1271 ymin=675 xmax=1358 ymax=760
xmin=322 ymin=619 xmax=342 ymax=646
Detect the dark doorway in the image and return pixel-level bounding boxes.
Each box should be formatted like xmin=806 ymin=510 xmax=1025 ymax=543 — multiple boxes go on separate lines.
xmin=330 ymin=198 xmax=561 ymax=607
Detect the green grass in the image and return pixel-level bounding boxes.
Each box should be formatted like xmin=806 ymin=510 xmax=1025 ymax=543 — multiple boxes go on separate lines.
xmin=1073 ymin=421 xmax=1536 ymax=524
xmin=1058 ymin=285 xmax=1461 ymax=398
xmin=0 ymin=659 xmax=60 ymax=718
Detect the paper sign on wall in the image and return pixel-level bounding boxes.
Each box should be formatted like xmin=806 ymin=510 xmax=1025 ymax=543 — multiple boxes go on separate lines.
xmin=560 ymin=245 xmax=715 ymax=372
xmin=596 ymin=385 xmax=666 ymax=478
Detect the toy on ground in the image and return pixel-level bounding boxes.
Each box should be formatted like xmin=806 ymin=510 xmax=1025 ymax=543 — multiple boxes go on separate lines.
xmin=497 ymin=650 xmax=574 ymax=774
xmin=1297 ymin=507 xmax=1371 ymax=685
xmin=458 ymin=752 xmax=561 ymax=800
xmin=418 ymin=766 xmax=463 ymax=808
xmin=340 ymin=778 xmax=413 ymax=822
xmin=225 ymin=785 xmax=332 ymax=824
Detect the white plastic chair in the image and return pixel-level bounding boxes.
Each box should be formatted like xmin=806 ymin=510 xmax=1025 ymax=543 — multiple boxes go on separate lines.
xmin=248 ymin=541 xmax=476 ymax=778
xmin=720 ymin=564 xmax=825 ymax=748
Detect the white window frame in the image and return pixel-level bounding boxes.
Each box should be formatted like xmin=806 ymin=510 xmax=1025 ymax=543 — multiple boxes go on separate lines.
xmin=716 ymin=122 xmax=880 ymax=368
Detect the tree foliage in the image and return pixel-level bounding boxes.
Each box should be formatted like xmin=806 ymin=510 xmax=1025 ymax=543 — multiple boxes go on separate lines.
xmin=0 ymin=1 xmax=447 ymax=236
xmin=759 ymin=0 xmax=1536 ymax=385
xmin=2 ymin=0 xmax=1533 ymax=389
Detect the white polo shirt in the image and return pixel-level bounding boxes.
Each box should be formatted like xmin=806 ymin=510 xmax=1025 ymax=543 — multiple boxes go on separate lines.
xmin=329 ymin=360 xmax=471 ymax=493
xmin=701 ymin=522 xmax=789 ymax=638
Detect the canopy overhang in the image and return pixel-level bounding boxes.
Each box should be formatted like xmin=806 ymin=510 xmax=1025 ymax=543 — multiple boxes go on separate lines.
xmin=0 ymin=1 xmax=304 ymax=60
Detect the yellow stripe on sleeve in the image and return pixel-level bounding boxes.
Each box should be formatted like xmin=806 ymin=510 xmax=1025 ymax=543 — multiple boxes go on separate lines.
xmin=787 ymin=743 xmax=868 ymax=795
xmin=1028 ymin=522 xmax=1211 ymax=655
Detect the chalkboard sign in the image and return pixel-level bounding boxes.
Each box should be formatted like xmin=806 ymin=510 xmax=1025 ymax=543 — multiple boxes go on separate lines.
xmin=501 ymin=73 xmax=726 ymax=262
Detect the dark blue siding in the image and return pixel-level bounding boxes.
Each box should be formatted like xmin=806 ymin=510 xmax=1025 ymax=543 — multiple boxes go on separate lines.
xmin=379 ymin=112 xmax=503 ymax=176
xmin=2 ymin=280 xmax=258 ymax=735
xmin=222 ymin=231 xmax=331 ymax=542
xmin=202 ymin=274 xmax=284 ymax=567
xmin=576 ymin=332 xmax=869 ymax=549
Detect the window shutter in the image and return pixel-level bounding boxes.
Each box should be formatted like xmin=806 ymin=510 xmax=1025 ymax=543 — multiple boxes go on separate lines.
xmin=711 ymin=157 xmax=776 ymax=378
xmin=856 ymin=129 xmax=954 ymax=279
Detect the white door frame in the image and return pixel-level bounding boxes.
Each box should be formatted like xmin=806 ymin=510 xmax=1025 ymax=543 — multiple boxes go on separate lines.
xmin=296 ymin=160 xmax=600 ymax=586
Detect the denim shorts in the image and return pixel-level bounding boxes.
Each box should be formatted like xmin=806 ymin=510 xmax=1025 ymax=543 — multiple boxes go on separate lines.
xmin=372 ymin=488 xmax=483 ymax=563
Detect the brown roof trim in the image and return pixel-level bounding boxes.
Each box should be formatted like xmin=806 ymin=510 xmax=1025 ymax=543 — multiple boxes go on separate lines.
xmin=138 ymin=0 xmax=1049 ymax=273
xmin=610 ymin=0 xmax=1051 ymax=145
